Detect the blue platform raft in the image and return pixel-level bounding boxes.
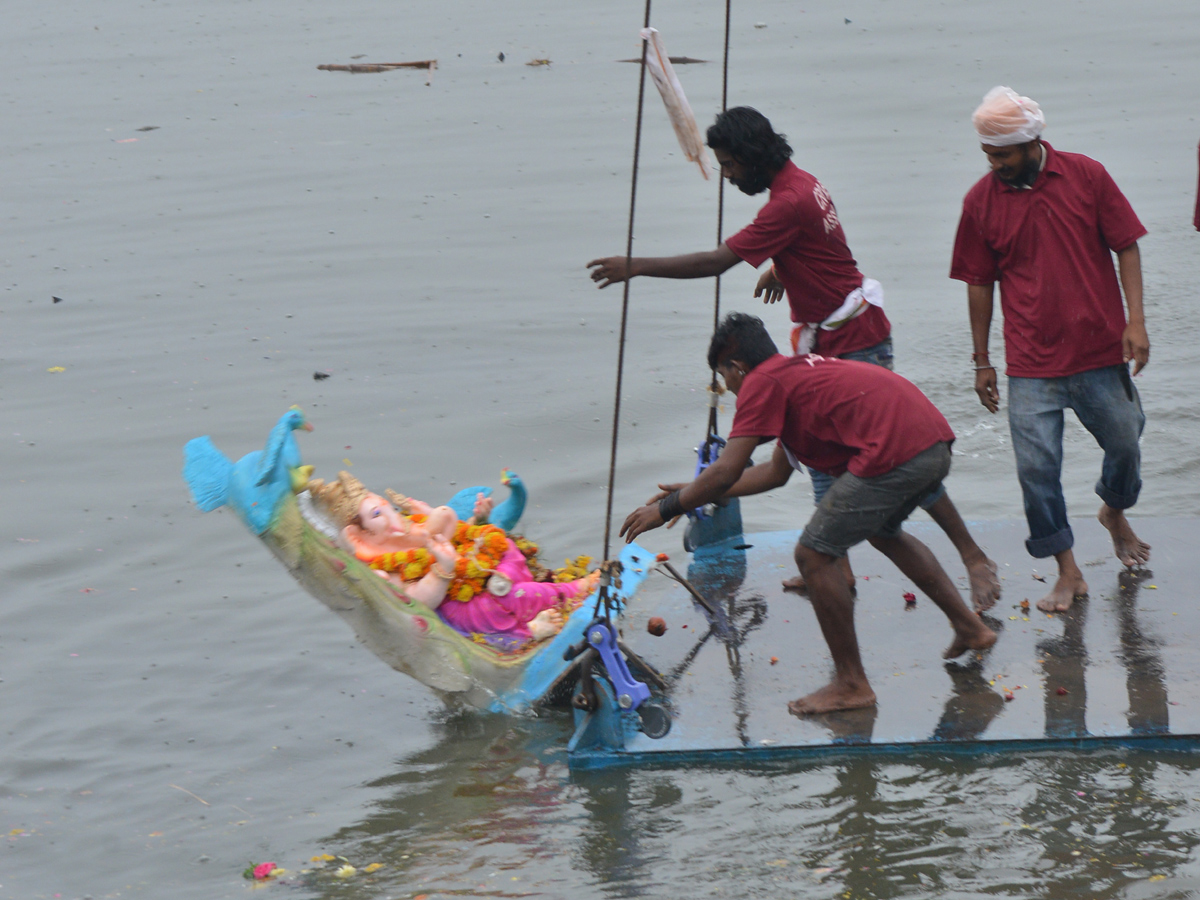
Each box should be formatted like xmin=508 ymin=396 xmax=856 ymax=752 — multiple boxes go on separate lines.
xmin=569 ymin=517 xmax=1200 ymax=768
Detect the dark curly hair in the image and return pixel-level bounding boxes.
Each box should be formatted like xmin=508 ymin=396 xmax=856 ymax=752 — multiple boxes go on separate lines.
xmin=706 ymin=107 xmax=793 ymax=173
xmin=707 ymin=312 xmax=779 ymax=371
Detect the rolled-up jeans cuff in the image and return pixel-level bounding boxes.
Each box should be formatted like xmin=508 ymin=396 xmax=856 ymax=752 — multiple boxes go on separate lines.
xmin=1096 ymin=480 xmax=1140 ymax=511
xmin=917 ymin=481 xmax=946 ymax=511
xmin=1026 ymin=526 xmax=1073 ymax=559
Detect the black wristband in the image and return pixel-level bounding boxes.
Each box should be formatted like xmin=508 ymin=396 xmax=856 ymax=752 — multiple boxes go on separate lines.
xmin=658 ymin=490 xmax=686 ymax=521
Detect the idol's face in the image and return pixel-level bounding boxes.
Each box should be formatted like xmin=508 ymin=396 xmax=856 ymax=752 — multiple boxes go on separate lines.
xmin=357 ymin=494 xmax=412 ymax=539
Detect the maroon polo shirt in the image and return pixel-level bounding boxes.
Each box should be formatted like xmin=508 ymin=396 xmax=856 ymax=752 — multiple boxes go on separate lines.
xmin=950 ymin=142 xmax=1146 ymax=378
xmin=725 ymin=161 xmax=891 ymax=357
xmin=728 ymin=354 xmax=955 ymax=478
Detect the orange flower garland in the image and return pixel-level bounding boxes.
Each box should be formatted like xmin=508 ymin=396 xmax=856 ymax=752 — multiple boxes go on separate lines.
xmin=368 ymin=518 xmax=509 ymax=602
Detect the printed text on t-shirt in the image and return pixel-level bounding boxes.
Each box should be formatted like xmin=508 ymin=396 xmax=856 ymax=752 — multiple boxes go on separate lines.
xmin=812 ymin=182 xmax=840 ymax=234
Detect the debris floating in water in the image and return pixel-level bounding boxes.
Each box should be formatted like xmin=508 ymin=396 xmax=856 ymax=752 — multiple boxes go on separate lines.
xmin=313 ymin=371 xmax=331 ymax=380
xmin=647 ymin=616 xmax=667 ymax=636
xmin=318 ymin=59 xmax=435 ymax=72
xmin=245 ymin=861 xmax=283 ymax=880
xmin=903 ymin=591 xmax=917 ymax=606
xmin=318 ymin=60 xmax=437 ymax=84
xmin=526 ymin=58 xmax=551 ymax=67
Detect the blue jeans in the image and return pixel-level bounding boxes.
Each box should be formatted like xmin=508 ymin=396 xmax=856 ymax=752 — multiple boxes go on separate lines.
xmin=807 ymin=338 xmax=947 ymax=510
xmin=1008 ymin=364 xmax=1145 ymax=558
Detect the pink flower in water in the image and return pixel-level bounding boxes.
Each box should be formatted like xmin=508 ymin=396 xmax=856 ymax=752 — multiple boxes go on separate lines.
xmin=253 ymin=862 xmax=278 ymax=880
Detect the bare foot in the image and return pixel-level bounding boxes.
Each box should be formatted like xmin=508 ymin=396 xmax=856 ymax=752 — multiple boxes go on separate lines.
xmin=528 ymin=608 xmax=564 ymax=640
xmin=782 ymin=574 xmax=807 ymax=594
xmin=787 ymin=681 xmax=877 ymax=715
xmin=1098 ymin=505 xmax=1151 ymax=567
xmin=968 ymin=557 xmax=1002 ymax=612
xmin=572 ymin=570 xmax=602 ymax=597
xmin=943 ymin=622 xmax=998 ymax=659
xmin=1035 ymin=572 xmax=1088 ymax=613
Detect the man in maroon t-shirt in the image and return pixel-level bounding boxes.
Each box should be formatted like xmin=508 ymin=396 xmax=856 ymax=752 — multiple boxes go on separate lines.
xmin=621 ymin=314 xmax=997 ymax=716
xmin=590 ymin=106 xmax=1000 ymax=612
xmin=951 ymin=86 xmax=1151 ymax=614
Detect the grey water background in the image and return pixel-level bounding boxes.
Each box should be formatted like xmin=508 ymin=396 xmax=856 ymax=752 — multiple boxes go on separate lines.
xmin=4 ymin=0 xmax=1200 ymax=897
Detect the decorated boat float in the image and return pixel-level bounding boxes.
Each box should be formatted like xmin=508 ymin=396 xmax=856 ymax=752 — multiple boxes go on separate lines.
xmin=185 ymin=409 xmax=1200 ymax=769
xmin=183 ymin=409 xmax=671 ymax=724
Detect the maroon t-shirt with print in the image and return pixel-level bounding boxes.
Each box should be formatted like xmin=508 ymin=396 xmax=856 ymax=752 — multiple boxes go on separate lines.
xmin=728 ymin=353 xmax=955 ymax=478
xmin=725 ymin=161 xmax=890 ymax=357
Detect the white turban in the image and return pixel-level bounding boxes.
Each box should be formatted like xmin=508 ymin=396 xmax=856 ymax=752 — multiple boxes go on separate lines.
xmin=972 ymin=86 xmax=1045 ymax=146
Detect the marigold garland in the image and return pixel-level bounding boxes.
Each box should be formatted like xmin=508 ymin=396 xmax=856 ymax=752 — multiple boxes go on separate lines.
xmin=368 ymin=520 xmax=509 ymax=602
xmin=367 ymin=520 xmax=595 ymax=603
xmin=511 ymin=536 xmax=592 ymax=584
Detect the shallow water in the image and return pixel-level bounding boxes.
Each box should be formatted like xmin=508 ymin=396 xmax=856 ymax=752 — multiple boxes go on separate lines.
xmin=4 ymin=0 xmax=1200 ymax=897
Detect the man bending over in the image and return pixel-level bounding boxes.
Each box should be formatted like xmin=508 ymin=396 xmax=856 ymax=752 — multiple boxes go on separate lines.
xmin=621 ymin=313 xmax=997 ymax=715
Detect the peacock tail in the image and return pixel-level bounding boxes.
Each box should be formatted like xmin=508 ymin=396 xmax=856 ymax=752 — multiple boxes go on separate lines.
xmin=183 ymin=436 xmax=233 ymax=512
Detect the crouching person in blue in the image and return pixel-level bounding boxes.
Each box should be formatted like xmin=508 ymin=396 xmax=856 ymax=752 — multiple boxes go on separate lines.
xmin=622 ymin=313 xmax=997 ymax=715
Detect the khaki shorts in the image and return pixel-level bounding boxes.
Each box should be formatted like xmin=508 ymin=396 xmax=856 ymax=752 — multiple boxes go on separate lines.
xmin=799 ymin=442 xmax=952 ymax=558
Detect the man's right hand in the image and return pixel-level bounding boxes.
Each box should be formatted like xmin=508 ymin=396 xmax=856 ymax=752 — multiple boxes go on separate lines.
xmin=587 ymin=257 xmax=631 ymax=288
xmin=975 ymin=367 xmax=1000 ymax=413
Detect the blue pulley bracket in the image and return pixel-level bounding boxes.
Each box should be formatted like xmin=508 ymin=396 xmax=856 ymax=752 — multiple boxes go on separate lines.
xmin=586 ymin=620 xmax=650 ymax=711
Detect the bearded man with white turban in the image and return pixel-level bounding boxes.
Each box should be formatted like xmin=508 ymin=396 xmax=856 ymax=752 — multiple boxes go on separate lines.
xmin=950 ymin=86 xmax=1151 ymax=613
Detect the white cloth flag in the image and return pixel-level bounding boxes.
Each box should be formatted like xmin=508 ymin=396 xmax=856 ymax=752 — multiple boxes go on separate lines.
xmin=639 ymin=27 xmax=711 ymax=180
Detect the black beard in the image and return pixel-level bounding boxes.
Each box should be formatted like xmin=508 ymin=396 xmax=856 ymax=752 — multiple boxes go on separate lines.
xmin=997 ymin=152 xmax=1041 ymax=187
xmin=731 ymin=164 xmax=773 ymax=196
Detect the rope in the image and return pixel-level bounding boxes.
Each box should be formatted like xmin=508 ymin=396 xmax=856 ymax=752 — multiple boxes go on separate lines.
xmin=600 ymin=0 xmax=653 ymax=571
xmin=598 ymin=0 xmax=733 ymax=617
xmin=707 ymin=0 xmax=733 ymax=438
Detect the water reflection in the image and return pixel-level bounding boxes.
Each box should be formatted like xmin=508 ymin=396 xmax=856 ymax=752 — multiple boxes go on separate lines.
xmin=300 ymin=564 xmax=1188 ymax=898
xmin=1113 ymin=569 xmax=1169 ymax=735
xmin=808 ymin=704 xmax=879 ymax=744
xmin=677 ymin=548 xmax=769 ymax=747
xmin=932 ymin=659 xmax=1007 ymax=742
xmin=1032 ymin=568 xmax=1170 ymax=740
xmin=316 ymin=715 xmax=1200 ymax=899
xmin=1039 ymin=597 xmax=1092 ymax=738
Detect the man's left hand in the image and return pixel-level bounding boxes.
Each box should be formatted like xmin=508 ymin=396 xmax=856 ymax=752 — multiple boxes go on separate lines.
xmin=1122 ymin=321 xmax=1150 ymax=375
xmin=754 ymin=266 xmax=784 ymax=304
xmin=620 ymin=504 xmax=665 ymax=543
